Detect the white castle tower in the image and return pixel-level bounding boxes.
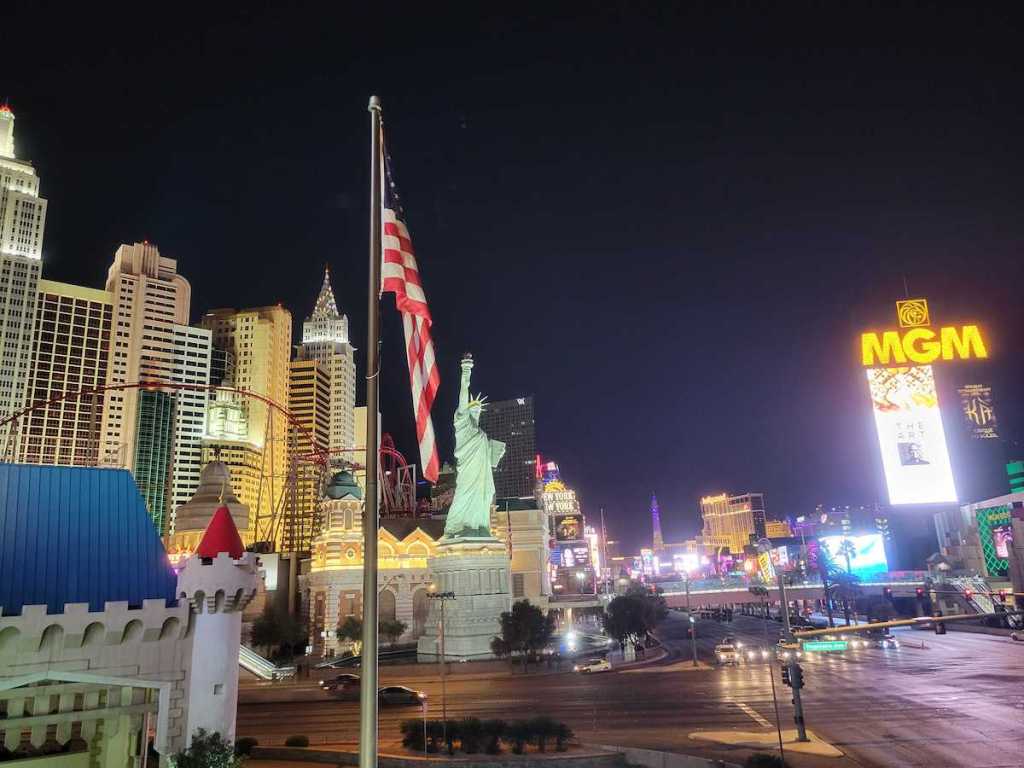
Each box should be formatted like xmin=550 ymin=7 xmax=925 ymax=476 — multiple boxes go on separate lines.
xmin=176 ymin=504 xmax=259 ymax=745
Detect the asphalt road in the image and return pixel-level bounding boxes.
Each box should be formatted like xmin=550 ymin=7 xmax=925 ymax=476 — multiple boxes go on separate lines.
xmin=237 ymin=612 xmax=1024 ymax=767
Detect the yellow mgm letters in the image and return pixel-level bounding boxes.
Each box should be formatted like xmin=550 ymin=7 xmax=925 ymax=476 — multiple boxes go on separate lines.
xmin=861 ymin=325 xmax=988 ymax=366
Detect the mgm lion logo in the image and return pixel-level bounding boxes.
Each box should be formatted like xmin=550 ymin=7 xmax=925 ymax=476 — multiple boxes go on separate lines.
xmin=896 ymin=298 xmax=930 ymax=328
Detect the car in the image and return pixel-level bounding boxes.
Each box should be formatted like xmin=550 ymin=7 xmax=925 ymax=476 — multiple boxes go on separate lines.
xmin=1010 ymin=631 xmax=1022 ymax=642
xmin=864 ymin=630 xmax=899 ymax=649
xmin=574 ymin=658 xmax=612 ymax=673
xmin=319 ymin=673 xmax=360 ymax=691
xmin=378 ymin=686 xmax=427 ymax=706
xmin=775 ymin=641 xmax=803 ymax=661
xmin=742 ymin=647 xmax=772 ymax=662
xmin=715 ymin=643 xmax=738 ymax=665
xmin=788 ymin=615 xmax=815 ymax=628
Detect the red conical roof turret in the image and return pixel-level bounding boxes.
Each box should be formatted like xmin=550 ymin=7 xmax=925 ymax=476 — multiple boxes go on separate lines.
xmin=195 ymin=505 xmax=245 ymax=559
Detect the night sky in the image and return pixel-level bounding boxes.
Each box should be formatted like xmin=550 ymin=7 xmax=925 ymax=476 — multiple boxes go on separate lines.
xmin=6 ymin=3 xmax=1023 ymax=553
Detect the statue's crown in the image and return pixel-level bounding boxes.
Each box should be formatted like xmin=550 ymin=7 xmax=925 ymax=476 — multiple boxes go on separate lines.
xmin=467 ymin=393 xmax=488 ymax=410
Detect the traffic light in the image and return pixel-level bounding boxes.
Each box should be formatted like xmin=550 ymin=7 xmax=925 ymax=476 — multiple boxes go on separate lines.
xmin=781 ymin=664 xmax=791 ymax=687
xmin=998 ymin=590 xmax=1007 ymax=603
xmin=791 ymin=664 xmax=804 ymax=690
xmin=964 ymin=589 xmax=974 ymax=601
xmin=883 ymin=587 xmax=893 ymax=600
xmin=915 ymin=587 xmax=925 ymax=599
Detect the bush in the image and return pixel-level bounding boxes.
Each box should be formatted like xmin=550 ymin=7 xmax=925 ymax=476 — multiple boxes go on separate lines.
xmin=443 ymin=720 xmax=460 ymax=756
xmin=555 ymin=722 xmax=574 ymax=752
xmin=459 ymin=718 xmax=483 ymax=754
xmin=529 ymin=716 xmax=558 ymax=752
xmin=233 ymin=738 xmax=258 ymax=757
xmin=400 ymin=719 xmax=425 ymax=752
xmin=745 ymin=753 xmax=790 ymax=768
xmin=505 ymin=721 xmax=531 ymax=755
xmin=425 ymin=720 xmax=445 ymax=753
xmin=481 ymin=719 xmax=505 ymax=754
xmin=173 ymin=729 xmax=242 ymax=768
xmin=284 ymin=735 xmax=309 ymax=748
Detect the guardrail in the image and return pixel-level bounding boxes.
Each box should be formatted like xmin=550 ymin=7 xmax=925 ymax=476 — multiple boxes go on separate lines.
xmin=239 ymin=644 xmax=296 ymax=680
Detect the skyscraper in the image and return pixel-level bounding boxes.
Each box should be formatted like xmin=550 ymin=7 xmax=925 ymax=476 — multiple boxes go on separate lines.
xmin=651 ymin=493 xmax=665 ymax=551
xmin=286 ymin=359 xmax=331 ymax=551
xmin=0 ymin=105 xmax=47 ymax=422
xmin=700 ymin=491 xmax=767 ymax=553
xmin=201 ymin=305 xmax=291 ymax=546
xmin=479 ymin=396 xmax=536 ymax=499
xmin=297 ymin=267 xmax=356 ymax=462
xmin=168 ymin=324 xmax=212 ymax=529
xmin=99 ymin=242 xmax=192 ymax=531
xmin=18 ymin=280 xmax=112 ymax=466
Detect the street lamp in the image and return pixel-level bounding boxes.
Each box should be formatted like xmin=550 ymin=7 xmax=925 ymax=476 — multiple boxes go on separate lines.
xmin=427 ymin=590 xmax=456 ymax=734
xmin=682 ymin=570 xmax=698 ymax=667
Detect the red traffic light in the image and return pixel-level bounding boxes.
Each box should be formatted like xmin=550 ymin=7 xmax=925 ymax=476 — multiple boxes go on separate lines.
xmin=915 ymin=587 xmax=925 ymax=598
xmin=964 ymin=589 xmax=974 ymax=599
xmin=998 ymin=590 xmax=1007 ymax=603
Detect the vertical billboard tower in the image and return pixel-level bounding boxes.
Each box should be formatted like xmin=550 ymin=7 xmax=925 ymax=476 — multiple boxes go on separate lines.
xmin=860 ymin=298 xmax=988 ymax=505
xmin=651 ymin=492 xmax=664 ymax=551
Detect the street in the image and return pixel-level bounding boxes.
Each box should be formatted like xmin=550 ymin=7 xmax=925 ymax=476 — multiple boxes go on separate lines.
xmin=238 ymin=612 xmax=1024 ymax=767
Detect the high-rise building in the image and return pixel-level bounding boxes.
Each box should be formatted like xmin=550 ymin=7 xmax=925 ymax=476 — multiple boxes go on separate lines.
xmin=0 ymin=105 xmax=47 ymax=422
xmin=18 ymin=280 xmax=112 ymax=466
xmin=297 ymin=267 xmax=356 ymax=462
xmin=133 ymin=389 xmax=175 ymax=531
xmin=699 ymin=491 xmax=767 ymax=553
xmin=99 ymin=243 xmax=191 ymax=468
xmin=98 ymin=243 xmax=192 ymax=530
xmin=479 ymin=395 xmax=536 ymax=499
xmin=285 ymin=359 xmax=331 ymax=552
xmin=201 ymin=305 xmax=291 ymax=545
xmin=168 ymin=324 xmax=212 ymax=530
xmin=651 ymin=492 xmax=665 ymax=551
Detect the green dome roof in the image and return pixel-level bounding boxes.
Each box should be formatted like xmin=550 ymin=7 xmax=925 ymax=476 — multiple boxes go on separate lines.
xmin=326 ymin=470 xmax=362 ymax=500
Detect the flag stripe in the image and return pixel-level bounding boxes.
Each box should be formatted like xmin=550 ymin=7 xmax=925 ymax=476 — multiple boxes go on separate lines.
xmin=381 ymin=136 xmax=440 ymax=483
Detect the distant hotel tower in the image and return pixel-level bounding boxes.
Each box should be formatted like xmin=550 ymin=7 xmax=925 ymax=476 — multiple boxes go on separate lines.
xmin=296 ymin=266 xmax=356 ymax=461
xmin=0 ymin=105 xmax=47 ymax=421
xmin=479 ymin=395 xmax=536 ymax=499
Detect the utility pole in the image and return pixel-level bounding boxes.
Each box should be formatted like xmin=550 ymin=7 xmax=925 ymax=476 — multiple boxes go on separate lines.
xmin=759 ymin=538 xmax=808 ymax=744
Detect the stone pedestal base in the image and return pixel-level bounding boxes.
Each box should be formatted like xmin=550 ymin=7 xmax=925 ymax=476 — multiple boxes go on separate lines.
xmin=417 ymin=537 xmax=512 ymax=661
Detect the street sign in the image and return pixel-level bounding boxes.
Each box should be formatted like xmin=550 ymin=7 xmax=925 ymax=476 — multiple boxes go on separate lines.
xmin=801 ymin=640 xmax=848 ymax=652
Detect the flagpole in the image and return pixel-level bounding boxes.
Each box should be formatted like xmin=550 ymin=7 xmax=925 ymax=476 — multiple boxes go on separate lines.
xmin=359 ymin=93 xmax=383 ymax=768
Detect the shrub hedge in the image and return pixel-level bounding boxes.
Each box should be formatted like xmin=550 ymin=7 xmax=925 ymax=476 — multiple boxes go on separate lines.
xmin=400 ymin=717 xmax=573 ymax=755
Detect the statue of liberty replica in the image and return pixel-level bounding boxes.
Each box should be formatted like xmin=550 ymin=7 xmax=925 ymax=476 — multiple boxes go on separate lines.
xmin=418 ymin=353 xmax=513 ymax=660
xmin=443 ymin=353 xmax=506 ymax=539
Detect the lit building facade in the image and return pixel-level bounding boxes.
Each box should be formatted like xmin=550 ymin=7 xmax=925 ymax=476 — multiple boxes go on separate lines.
xmin=169 ymin=324 xmax=212 ymax=530
xmin=700 ymin=491 xmax=767 ymax=553
xmin=98 ymin=242 xmax=190 ymax=469
xmin=480 ymin=396 xmax=536 ymax=499
xmin=286 ymin=359 xmax=331 ymax=552
xmin=18 ymin=280 xmax=112 ymax=466
xmin=201 ymin=305 xmax=291 ymax=545
xmin=297 ymin=267 xmax=356 ymax=462
xmin=765 ymin=519 xmax=793 ymax=538
xmin=0 ymin=105 xmax=47 ymax=421
xmin=133 ymin=389 xmax=175 ymax=532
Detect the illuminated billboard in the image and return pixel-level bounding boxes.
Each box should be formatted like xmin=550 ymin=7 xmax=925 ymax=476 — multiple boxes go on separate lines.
xmin=867 ymin=365 xmax=957 ymax=504
xmin=554 ymin=514 xmax=582 ymax=542
xmin=958 ymin=384 xmax=998 ymax=440
xmin=818 ymin=534 xmax=888 ymax=579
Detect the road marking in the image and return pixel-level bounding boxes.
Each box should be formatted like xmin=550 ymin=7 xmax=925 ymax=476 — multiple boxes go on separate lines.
xmin=735 ymin=702 xmax=772 ymax=728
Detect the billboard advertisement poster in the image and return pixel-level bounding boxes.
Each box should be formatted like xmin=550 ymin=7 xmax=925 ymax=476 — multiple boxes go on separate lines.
xmin=818 ymin=534 xmax=889 ymax=579
xmin=866 ymin=365 xmax=957 ymax=504
xmin=554 ymin=514 xmax=582 ymax=542
xmin=556 ymin=544 xmax=591 ymax=569
xmin=958 ymin=384 xmax=998 ymax=439
xmin=974 ymin=505 xmax=1012 ymax=577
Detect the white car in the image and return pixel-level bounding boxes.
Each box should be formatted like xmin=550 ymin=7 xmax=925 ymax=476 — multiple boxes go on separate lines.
xmin=574 ymin=658 xmax=612 ymax=673
xmin=1010 ymin=631 xmax=1022 ymax=643
xmin=715 ymin=644 xmax=739 ymax=665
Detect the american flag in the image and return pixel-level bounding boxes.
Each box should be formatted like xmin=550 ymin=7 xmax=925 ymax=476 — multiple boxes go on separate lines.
xmin=380 ymin=133 xmax=441 ymax=483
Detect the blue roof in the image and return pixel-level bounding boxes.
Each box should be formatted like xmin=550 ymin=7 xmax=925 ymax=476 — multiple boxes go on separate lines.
xmin=0 ymin=464 xmax=178 ymax=615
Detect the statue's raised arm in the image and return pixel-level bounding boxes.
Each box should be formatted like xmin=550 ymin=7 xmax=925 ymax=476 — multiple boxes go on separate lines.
xmin=457 ymin=353 xmax=473 ymax=414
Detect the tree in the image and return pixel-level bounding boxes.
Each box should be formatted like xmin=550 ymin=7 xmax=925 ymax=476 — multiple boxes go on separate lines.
xmin=379 ymin=618 xmax=408 ymax=646
xmin=490 ymin=636 xmax=512 ymax=664
xmin=603 ymin=584 xmax=668 ymax=649
xmin=497 ymin=600 xmax=555 ymax=671
xmin=337 ymin=615 xmax=363 ymax=654
xmin=250 ymin=603 xmax=306 ymax=660
xmin=829 ymin=571 xmax=862 ymax=626
xmin=173 ymin=729 xmax=242 ymax=768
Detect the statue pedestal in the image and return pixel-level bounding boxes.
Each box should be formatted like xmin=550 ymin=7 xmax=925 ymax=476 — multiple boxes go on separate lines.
xmin=417 ymin=537 xmax=512 ymax=661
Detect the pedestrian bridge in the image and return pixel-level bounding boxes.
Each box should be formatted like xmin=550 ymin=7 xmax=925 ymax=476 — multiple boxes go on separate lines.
xmin=658 ymin=571 xmax=929 ymax=609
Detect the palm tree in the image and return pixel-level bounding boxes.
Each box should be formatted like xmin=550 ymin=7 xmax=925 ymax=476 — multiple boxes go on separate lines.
xmin=829 ymin=571 xmax=862 ymax=626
